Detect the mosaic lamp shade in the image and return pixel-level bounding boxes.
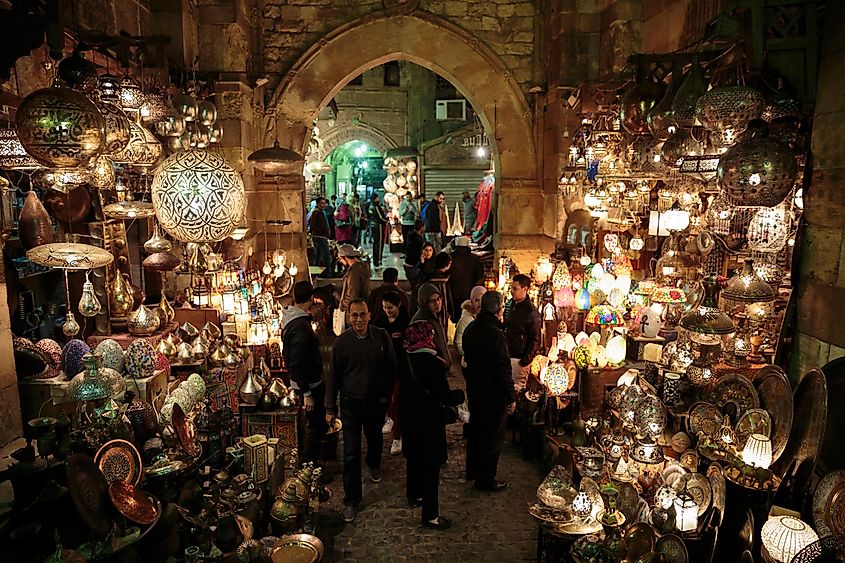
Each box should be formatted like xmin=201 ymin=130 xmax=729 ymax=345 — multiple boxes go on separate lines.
xmin=761 ymin=516 xmax=819 ymax=563
xmin=552 ymin=261 xmax=571 ymax=290
xmin=541 ymin=362 xmax=570 ymax=396
xmin=151 ymin=149 xmax=246 ymax=243
xmin=634 ymin=280 xmax=657 ymax=296
xmin=586 ymin=304 xmax=625 ymax=326
xmin=650 ymin=285 xmax=687 ymax=304
xmin=723 ymin=259 xmax=775 ymax=302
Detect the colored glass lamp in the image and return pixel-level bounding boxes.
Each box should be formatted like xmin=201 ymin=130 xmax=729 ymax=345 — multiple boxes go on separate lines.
xmin=650 ymin=285 xmax=687 ymax=329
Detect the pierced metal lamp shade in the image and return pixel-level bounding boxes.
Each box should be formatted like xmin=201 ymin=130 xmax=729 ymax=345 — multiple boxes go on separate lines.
xmin=114 ymin=120 xmax=162 ymax=168
xmin=680 ymin=275 xmax=735 ymax=337
xmin=695 ymin=86 xmax=764 ymax=143
xmin=630 ymin=437 xmax=664 ymax=465
xmin=26 ymin=242 xmax=114 ymax=270
xmin=634 ymin=394 xmax=667 ymax=437
xmin=67 ymin=352 xmax=110 ymax=402
xmin=103 ymin=199 xmax=155 ymax=220
xmin=96 ymin=101 xmax=132 ymax=157
xmin=723 ymin=259 xmax=775 ymax=302
xmin=15 ymin=78 xmax=106 ymax=168
xmin=717 ymin=128 xmax=797 ymax=208
xmin=151 ymin=149 xmax=246 ymax=243
xmin=248 ymin=141 xmax=304 ymax=175
xmin=0 ymin=128 xmax=39 ymax=169
xmin=761 ymin=516 xmax=819 ymax=563
xmin=119 ymin=76 xmax=145 ymax=112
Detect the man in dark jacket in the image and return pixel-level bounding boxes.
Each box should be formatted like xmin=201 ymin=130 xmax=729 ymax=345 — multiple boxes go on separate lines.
xmin=367 ymin=267 xmax=410 ymax=323
xmin=403 ymin=220 xmax=426 ymax=280
xmin=282 ymin=281 xmax=327 ymax=464
xmin=424 ymin=191 xmax=445 ymax=252
xmin=308 ymin=197 xmax=332 ymax=274
xmin=447 ymin=236 xmax=484 ymax=321
xmin=368 ymin=194 xmax=389 ymax=267
xmin=462 ymin=290 xmax=515 ymax=492
xmin=326 ymin=298 xmax=397 ymax=523
xmin=503 ymin=273 xmax=541 ymax=393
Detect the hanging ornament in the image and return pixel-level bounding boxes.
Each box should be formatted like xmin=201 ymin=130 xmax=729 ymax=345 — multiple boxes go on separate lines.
xmin=208 ymin=122 xmax=223 ymax=144
xmin=151 ymin=149 xmax=246 ymax=243
xmin=620 ymin=79 xmax=665 ymax=135
xmin=647 ymin=79 xmax=678 ymax=140
xmin=57 ymin=51 xmax=97 ymax=91
xmin=156 ymin=105 xmax=187 ymax=138
xmin=747 ymin=204 xmax=791 ymax=252
xmin=262 ymin=260 xmax=273 ymax=275
xmin=289 ymin=263 xmax=299 ymax=277
xmin=114 ymin=120 xmax=163 ymax=169
xmin=695 ymin=86 xmax=764 ymax=145
xmin=157 ymin=292 xmax=176 ymax=326
xmin=78 ymin=271 xmax=102 ymax=317
xmin=63 ymin=312 xmax=80 ymax=337
xmin=143 ymin=223 xmax=172 ymax=253
xmin=197 ymin=100 xmax=217 ymax=126
xmin=671 ymin=61 xmax=707 ymax=127
xmin=139 ymin=91 xmax=169 ymax=124
xmin=661 ymin=129 xmax=702 ymax=169
xmin=110 ymin=271 xmax=134 ymax=318
xmin=15 ymin=78 xmax=106 ymax=168
xmin=171 ymin=93 xmax=198 ymax=122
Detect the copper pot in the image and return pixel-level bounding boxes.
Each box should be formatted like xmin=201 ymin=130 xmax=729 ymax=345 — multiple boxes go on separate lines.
xmin=142 ymin=252 xmax=180 ymax=271
xmin=42 ymin=186 xmax=91 ymax=224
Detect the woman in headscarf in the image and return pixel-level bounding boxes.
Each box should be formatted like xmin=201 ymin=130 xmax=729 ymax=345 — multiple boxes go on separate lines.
xmin=454 ymin=285 xmax=487 ymax=361
xmin=419 ymin=252 xmax=452 ymax=339
xmin=411 ymin=283 xmax=451 ymax=368
xmin=374 ymin=290 xmax=411 ymax=455
xmin=399 ymin=319 xmax=464 ymax=530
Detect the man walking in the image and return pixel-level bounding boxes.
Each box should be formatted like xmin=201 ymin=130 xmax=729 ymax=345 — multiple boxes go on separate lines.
xmin=368 ymin=194 xmax=389 ymax=268
xmin=447 ymin=236 xmax=484 ymax=322
xmin=281 ymin=281 xmax=327 ymax=465
xmin=403 ymin=220 xmax=426 ymax=281
xmin=326 ymin=195 xmax=337 ymax=240
xmin=424 ymin=191 xmax=446 ymax=252
xmin=338 ymin=244 xmax=371 ymax=313
xmin=503 ymin=274 xmax=542 ymax=393
xmin=308 ymin=197 xmax=332 ymax=275
xmin=399 ymin=192 xmax=419 ymax=253
xmin=326 ymin=299 xmax=397 ymax=523
xmin=462 ymin=291 xmax=515 ymax=492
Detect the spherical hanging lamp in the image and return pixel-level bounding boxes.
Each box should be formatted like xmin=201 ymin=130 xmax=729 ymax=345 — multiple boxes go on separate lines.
xmin=87 ymin=155 xmax=116 ymax=189
xmin=620 ymin=79 xmax=664 ymax=135
xmin=57 ymin=51 xmax=97 ymax=91
xmin=747 ymin=204 xmax=791 ymax=252
xmin=717 ymin=126 xmax=797 ymax=208
xmin=140 ymin=91 xmax=170 ymax=125
xmin=151 ymin=149 xmax=246 ymax=243
xmin=742 ymin=433 xmax=772 ymax=469
xmin=114 ymin=120 xmax=162 ymax=169
xmin=119 ymin=76 xmax=145 ymax=113
xmin=647 ymin=81 xmax=678 ymax=140
xmin=15 ymin=78 xmax=106 ymax=168
xmin=722 ymin=258 xmax=775 ymax=302
xmin=248 ymin=141 xmax=304 ymax=175
xmin=695 ymin=86 xmax=764 ymax=145
xmin=97 ymin=74 xmax=121 ymax=103
xmin=661 ymin=128 xmax=702 ymax=169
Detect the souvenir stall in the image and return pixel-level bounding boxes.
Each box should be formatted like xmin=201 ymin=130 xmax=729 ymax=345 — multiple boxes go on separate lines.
xmin=0 ymin=47 xmax=326 ymax=562
xmin=513 ymin=52 xmax=842 ymax=563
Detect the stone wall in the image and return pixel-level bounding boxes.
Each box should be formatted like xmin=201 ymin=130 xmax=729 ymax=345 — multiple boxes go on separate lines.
xmin=260 ymin=0 xmax=537 ymax=96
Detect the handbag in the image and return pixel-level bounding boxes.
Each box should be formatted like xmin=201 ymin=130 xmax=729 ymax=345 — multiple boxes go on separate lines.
xmin=405 ymin=356 xmax=459 ymax=425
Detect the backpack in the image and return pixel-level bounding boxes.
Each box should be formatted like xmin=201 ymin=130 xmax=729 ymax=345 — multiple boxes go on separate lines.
xmin=420 ymin=200 xmax=432 ymax=221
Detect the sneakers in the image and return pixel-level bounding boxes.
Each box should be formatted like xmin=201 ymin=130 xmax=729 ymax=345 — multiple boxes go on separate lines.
xmin=381 ymin=417 xmax=394 ymax=434
xmin=342 ymin=504 xmax=358 ymax=523
xmin=474 ymin=480 xmax=509 ymax=492
xmin=422 ymin=516 xmax=452 ymax=530
xmin=390 ymin=439 xmax=402 ymax=455
xmin=370 ymin=468 xmax=383 ymax=483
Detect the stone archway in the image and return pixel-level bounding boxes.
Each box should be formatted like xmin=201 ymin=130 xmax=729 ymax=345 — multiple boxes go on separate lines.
xmin=263 ymin=11 xmax=553 ymax=269
xmin=319 ymin=122 xmax=398 ymax=159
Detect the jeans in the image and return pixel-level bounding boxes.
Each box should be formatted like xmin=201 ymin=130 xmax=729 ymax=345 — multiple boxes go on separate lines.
xmin=401 ymin=224 xmax=414 ymax=252
xmin=339 ymin=395 xmax=388 ymax=506
xmin=406 ymin=459 xmax=441 ymax=521
xmin=313 ymin=236 xmax=331 ymax=270
xmin=300 ymin=382 xmax=329 ymax=464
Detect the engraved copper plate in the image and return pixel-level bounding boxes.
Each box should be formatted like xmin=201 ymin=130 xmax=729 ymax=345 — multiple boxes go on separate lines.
xmin=95 ymin=439 xmax=142 ymax=485
xmin=754 ymin=365 xmax=792 ymax=463
xmin=656 ymin=533 xmax=689 ymax=563
xmin=67 ymin=453 xmax=111 ymax=536
xmin=710 ymin=373 xmax=759 ymax=417
xmin=687 ymin=401 xmax=723 ymax=440
xmin=108 ymin=481 xmax=158 ymax=525
xmin=814 ymin=470 xmax=845 ymax=538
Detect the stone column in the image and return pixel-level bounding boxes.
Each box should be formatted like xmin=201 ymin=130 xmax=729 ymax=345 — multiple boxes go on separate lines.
xmin=793 ymin=0 xmax=845 ymax=376
xmin=496 ymin=178 xmax=556 ymax=273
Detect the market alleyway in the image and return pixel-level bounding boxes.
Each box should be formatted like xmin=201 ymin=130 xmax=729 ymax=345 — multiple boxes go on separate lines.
xmin=313 ymin=368 xmax=544 ymax=562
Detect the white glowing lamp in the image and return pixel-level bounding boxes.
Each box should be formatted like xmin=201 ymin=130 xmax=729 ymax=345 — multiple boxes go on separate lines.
xmin=608 ymin=288 xmax=624 ymax=307
xmin=599 ymin=273 xmax=616 ymax=295
xmin=289 ymin=263 xmax=299 ymax=276
xmin=579 ymin=255 xmax=592 ymax=267
xmin=761 ymin=516 xmax=819 ymax=563
xmin=742 ymin=433 xmax=772 ymax=469
xmin=571 ymin=491 xmax=593 ymax=519
xmin=536 ymin=256 xmax=554 ymax=283
xmin=674 ymin=487 xmax=698 ymax=532
xmin=576 ymin=331 xmax=590 ymax=346
xmin=561 ymin=333 xmax=577 ymax=353
xmin=615 ymin=274 xmax=632 ymax=295
xmin=542 ymin=363 xmax=570 ymax=396
xmin=662 ymin=202 xmax=690 ymax=232
xmin=593 ymin=346 xmax=608 ymax=368
xmin=606 ymin=335 xmax=626 ymax=365
xmin=222 ymin=290 xmax=236 ymax=315
xmin=589 ymin=331 xmax=601 ymax=346
xmin=591 ymin=263 xmax=605 ymax=279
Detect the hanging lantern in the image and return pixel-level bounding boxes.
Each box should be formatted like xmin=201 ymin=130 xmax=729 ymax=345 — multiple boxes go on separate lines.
xmin=695 ymin=86 xmax=764 ymax=144
xmin=552 ymin=262 xmax=571 ymax=290
xmin=747 ymin=204 xmax=791 ymax=252
xmin=114 ymin=120 xmax=163 ymax=168
xmin=172 ymin=93 xmax=199 ymax=122
xmin=197 ymin=100 xmax=218 ymax=126
xmin=671 ymin=61 xmax=707 ymax=127
xmin=151 ymin=149 xmax=246 ymax=243
xmin=718 ymin=127 xmax=797 ymax=207
xmin=140 ymin=92 xmax=169 ymax=124
xmin=95 ymin=100 xmax=132 ymax=156
xmin=606 ymin=335 xmax=626 ymax=365
xmin=87 ymin=155 xmax=116 ymax=189
xmin=78 ymin=271 xmax=102 ymax=317
xmin=156 ymin=105 xmax=187 ymax=138
xmin=119 ymin=76 xmax=145 ymax=113
xmin=57 ymin=51 xmax=97 ymax=91
xmin=18 ymin=191 xmax=53 ymax=250
xmin=15 ymin=78 xmax=106 ymax=168
xmin=723 ymin=259 xmax=775 ymax=302
xmin=620 ymin=79 xmax=665 ymax=135
xmin=661 ymin=129 xmax=702 ymax=169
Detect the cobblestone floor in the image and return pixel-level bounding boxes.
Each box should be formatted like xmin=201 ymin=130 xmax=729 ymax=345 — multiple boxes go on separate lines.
xmin=313 ymin=368 xmax=544 ymax=562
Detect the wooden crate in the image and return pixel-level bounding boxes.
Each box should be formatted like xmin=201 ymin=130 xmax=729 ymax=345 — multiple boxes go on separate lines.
xmin=239 ymin=405 xmax=301 ymax=452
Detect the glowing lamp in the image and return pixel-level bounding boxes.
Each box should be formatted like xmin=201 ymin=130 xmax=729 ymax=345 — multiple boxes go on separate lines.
xmin=674 ymin=487 xmax=698 ymax=532
xmin=608 ymin=288 xmax=624 ymax=307
xmin=587 ymin=304 xmax=624 ymax=326
xmin=614 ymin=274 xmax=632 ymax=295
xmin=606 ymin=335 xmax=626 ymax=365
xmin=536 ymin=256 xmax=554 ymax=283
xmin=635 ymin=280 xmax=657 ymax=296
xmin=572 ymin=346 xmax=592 ymax=369
xmin=742 ymin=433 xmax=772 ymax=469
xmin=552 ymin=262 xmax=572 ymax=290
xmin=651 ymin=286 xmax=686 ymax=305
xmin=542 ymin=363 xmax=570 ymax=396
xmin=561 ymin=333 xmax=577 ymax=353
xmin=629 ymin=236 xmax=645 ymax=251
xmin=576 ymin=287 xmax=591 ymax=310
xmin=556 ymin=287 xmax=575 ymax=308
xmin=598 ymin=273 xmax=616 ymax=295
xmin=723 ymin=258 xmax=775 ymax=302
xmin=761 ymin=516 xmax=819 ymax=563
xmin=579 ymin=255 xmax=592 ymax=267
xmin=591 ymin=263 xmax=605 ymax=279
xmin=571 ymin=491 xmax=592 ymax=519
xmin=593 ymin=346 xmax=608 ymax=368
xmin=662 ymin=201 xmax=690 ymax=232
xmin=222 ymin=289 xmax=236 ymax=315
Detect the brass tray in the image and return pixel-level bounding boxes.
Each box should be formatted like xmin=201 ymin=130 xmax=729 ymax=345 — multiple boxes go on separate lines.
xmin=271 ymin=534 xmax=324 ymax=563
xmin=95 ymin=439 xmax=142 ymax=485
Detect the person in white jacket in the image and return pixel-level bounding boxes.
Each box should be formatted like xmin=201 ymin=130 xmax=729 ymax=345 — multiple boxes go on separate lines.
xmin=454 ymin=285 xmax=487 ymax=359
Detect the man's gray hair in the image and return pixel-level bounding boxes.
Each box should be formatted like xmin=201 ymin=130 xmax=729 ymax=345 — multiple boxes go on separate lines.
xmin=481 ymin=290 xmax=504 ymax=314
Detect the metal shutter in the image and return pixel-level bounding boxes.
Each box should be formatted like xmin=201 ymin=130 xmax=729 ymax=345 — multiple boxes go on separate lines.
xmin=421 ymin=168 xmax=486 ymax=222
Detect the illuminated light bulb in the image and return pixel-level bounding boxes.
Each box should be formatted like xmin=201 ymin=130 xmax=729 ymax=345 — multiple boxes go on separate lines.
xmin=475 ymin=146 xmax=486 ymax=158
xmin=262 ymin=260 xmax=272 ymax=275
xmin=748 ymin=172 xmax=761 ymax=186
xmin=289 ymin=263 xmax=298 ymax=276
xmin=579 ymin=255 xmax=592 ymax=266
xmin=629 ymin=236 xmax=644 ymax=251
xmin=273 ymin=264 xmax=285 ymax=278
